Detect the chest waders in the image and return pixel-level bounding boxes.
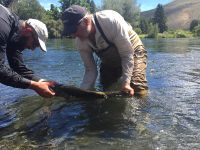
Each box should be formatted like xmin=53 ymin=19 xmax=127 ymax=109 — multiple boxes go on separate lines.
xmin=93 ymin=14 xmax=148 ymax=96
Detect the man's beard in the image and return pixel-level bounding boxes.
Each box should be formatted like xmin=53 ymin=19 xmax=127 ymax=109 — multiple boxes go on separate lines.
xmin=8 ymin=33 xmax=28 ymax=51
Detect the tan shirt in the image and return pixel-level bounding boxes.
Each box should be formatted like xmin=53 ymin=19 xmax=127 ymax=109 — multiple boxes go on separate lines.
xmin=75 ymin=10 xmax=143 ymax=89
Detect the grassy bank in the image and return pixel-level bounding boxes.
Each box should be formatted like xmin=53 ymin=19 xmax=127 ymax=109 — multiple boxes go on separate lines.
xmin=139 ymin=30 xmax=194 ymax=38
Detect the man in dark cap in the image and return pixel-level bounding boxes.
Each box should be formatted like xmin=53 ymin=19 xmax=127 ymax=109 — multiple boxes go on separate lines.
xmin=0 ymin=4 xmax=55 ymax=98
xmin=62 ymin=5 xmax=148 ymax=96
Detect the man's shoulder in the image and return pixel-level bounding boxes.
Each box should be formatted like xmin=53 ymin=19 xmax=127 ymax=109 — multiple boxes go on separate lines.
xmin=96 ymin=10 xmax=120 ymax=17
xmin=0 ymin=5 xmax=12 ymax=19
xmin=0 ymin=5 xmax=19 ymax=27
xmin=95 ymin=10 xmax=124 ymax=23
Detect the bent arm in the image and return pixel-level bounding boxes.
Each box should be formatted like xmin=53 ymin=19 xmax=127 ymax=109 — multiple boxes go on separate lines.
xmin=0 ymin=17 xmax=32 ymax=88
xmin=112 ymin=25 xmax=135 ymax=86
xmin=6 ymin=48 xmax=41 ymax=81
xmin=0 ymin=46 xmax=31 ymax=88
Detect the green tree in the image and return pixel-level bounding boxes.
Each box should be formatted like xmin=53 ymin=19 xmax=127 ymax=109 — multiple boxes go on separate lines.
xmin=194 ymin=25 xmax=200 ymax=37
xmin=122 ymin=0 xmax=140 ymax=27
xmin=59 ymin=0 xmax=91 ymax=13
xmin=43 ymin=4 xmax=62 ymax=38
xmin=59 ymin=0 xmax=75 ymax=12
xmin=11 ymin=0 xmax=62 ymax=38
xmin=190 ymin=19 xmax=200 ymax=32
xmin=102 ymin=0 xmax=140 ymax=27
xmin=147 ymin=23 xmax=158 ymax=38
xmin=153 ymin=4 xmax=167 ymax=33
xmin=43 ymin=18 xmax=63 ymax=38
xmin=46 ymin=4 xmax=61 ymax=20
xmin=12 ymin=0 xmax=45 ymax=20
xmin=103 ymin=0 xmax=122 ymax=12
xmin=89 ymin=0 xmax=96 ymax=13
xmin=140 ymin=19 xmax=149 ymax=34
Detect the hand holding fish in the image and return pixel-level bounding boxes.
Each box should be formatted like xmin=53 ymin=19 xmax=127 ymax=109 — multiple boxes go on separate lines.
xmin=121 ymin=83 xmax=134 ymax=96
xmin=29 ymin=80 xmax=56 ymax=98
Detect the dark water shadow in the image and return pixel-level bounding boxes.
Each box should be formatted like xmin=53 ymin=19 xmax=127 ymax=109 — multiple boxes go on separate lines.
xmin=0 ymin=95 xmax=150 ymax=149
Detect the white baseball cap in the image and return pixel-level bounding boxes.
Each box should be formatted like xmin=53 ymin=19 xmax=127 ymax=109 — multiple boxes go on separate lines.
xmin=26 ymin=19 xmax=48 ymax=52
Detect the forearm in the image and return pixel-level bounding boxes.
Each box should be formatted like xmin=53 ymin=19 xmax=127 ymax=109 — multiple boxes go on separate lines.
xmin=81 ymin=68 xmax=98 ymax=89
xmin=121 ymin=57 xmax=134 ymax=85
xmin=7 ymin=49 xmax=41 ymax=82
xmin=21 ymin=73 xmax=41 ymax=82
xmin=114 ymin=40 xmax=134 ymax=85
xmin=0 ymin=64 xmax=31 ymax=88
xmin=79 ymin=48 xmax=97 ymax=89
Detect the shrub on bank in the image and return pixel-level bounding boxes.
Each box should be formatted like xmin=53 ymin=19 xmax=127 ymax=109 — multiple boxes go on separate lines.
xmin=146 ymin=23 xmax=159 ymax=38
xmin=157 ymin=31 xmax=175 ymax=38
xmin=140 ymin=30 xmax=193 ymax=38
xmin=174 ymin=30 xmax=187 ymax=38
xmin=194 ymin=25 xmax=200 ymax=37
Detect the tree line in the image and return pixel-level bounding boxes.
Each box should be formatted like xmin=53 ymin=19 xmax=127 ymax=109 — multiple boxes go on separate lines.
xmin=1 ymin=0 xmax=199 ymax=39
xmin=0 ymin=0 xmax=97 ymax=38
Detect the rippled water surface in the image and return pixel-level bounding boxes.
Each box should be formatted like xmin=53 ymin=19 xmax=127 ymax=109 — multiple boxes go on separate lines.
xmin=1 ymin=38 xmax=200 ymax=149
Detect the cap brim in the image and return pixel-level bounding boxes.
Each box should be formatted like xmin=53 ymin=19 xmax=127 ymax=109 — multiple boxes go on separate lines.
xmin=62 ymin=24 xmax=77 ymax=36
xmin=38 ymin=38 xmax=47 ymax=52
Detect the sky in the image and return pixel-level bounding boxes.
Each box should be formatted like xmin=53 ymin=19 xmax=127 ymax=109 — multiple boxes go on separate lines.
xmin=38 ymin=0 xmax=172 ymax=12
xmin=137 ymin=0 xmax=172 ymax=11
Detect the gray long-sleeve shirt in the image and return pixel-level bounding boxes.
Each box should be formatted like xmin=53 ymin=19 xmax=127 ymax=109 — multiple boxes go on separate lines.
xmin=75 ymin=10 xmax=143 ymax=89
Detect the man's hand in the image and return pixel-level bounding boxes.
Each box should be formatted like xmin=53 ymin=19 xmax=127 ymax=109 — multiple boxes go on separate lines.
xmin=121 ymin=83 xmax=134 ymax=96
xmin=29 ymin=81 xmax=56 ymax=98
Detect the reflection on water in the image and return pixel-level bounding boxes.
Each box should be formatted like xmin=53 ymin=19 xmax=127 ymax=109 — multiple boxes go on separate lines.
xmin=1 ymin=38 xmax=200 ymax=149
xmin=0 ymin=96 xmax=150 ymax=149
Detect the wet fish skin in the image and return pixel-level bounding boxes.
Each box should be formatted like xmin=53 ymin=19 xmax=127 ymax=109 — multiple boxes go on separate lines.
xmin=51 ymin=84 xmax=108 ymax=99
xmin=104 ymin=91 xmax=129 ymax=98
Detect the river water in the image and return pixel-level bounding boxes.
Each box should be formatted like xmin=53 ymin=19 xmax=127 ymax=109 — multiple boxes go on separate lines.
xmin=0 ymin=38 xmax=200 ymax=149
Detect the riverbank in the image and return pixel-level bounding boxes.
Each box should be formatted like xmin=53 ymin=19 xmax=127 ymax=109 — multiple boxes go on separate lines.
xmin=139 ymin=30 xmax=195 ymax=39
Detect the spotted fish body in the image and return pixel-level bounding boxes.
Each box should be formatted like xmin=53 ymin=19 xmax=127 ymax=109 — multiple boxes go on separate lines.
xmin=52 ymin=84 xmax=108 ymax=99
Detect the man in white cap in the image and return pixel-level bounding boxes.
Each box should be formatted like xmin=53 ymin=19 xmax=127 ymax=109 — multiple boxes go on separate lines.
xmin=0 ymin=4 xmax=55 ymax=98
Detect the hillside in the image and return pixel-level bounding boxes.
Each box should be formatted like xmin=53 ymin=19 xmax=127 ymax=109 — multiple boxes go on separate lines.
xmin=141 ymin=0 xmax=200 ymax=29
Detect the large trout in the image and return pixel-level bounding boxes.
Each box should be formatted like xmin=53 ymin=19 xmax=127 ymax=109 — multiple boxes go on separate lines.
xmin=52 ymin=84 xmax=107 ymax=99
xmin=51 ymin=83 xmax=126 ymax=99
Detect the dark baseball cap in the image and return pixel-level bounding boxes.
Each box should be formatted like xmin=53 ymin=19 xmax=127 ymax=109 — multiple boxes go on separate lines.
xmin=62 ymin=5 xmax=87 ymax=36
